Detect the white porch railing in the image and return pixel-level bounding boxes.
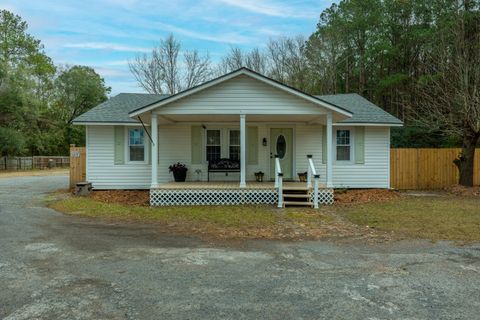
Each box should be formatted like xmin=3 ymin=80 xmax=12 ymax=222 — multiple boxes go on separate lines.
xmin=307 ymin=155 xmax=320 ymax=209
xmin=274 ymin=155 xmax=283 ymax=208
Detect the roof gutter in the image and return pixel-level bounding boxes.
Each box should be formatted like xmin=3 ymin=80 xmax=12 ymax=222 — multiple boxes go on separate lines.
xmin=72 ymin=121 xmax=147 ymax=126
xmin=333 ymin=122 xmax=403 ymax=127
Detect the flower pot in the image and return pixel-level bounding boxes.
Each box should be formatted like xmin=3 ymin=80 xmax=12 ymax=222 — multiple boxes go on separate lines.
xmin=298 ymin=172 xmax=307 ymax=182
xmin=254 ymin=172 xmax=264 ymax=182
xmin=172 ymin=170 xmax=187 ymax=182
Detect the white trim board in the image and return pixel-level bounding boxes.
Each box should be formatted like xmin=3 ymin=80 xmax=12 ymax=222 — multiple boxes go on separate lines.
xmin=74 ymin=122 xmax=148 ymax=126
xmin=334 ymin=122 xmax=403 ymax=127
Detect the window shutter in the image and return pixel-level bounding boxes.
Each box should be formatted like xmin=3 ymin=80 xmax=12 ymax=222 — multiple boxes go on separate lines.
xmin=355 ymin=127 xmax=365 ymax=164
xmin=247 ymin=126 xmax=258 ymax=165
xmin=114 ymin=126 xmax=125 ymax=165
xmin=322 ymin=126 xmax=327 ymax=164
xmin=191 ymin=126 xmax=203 ymax=164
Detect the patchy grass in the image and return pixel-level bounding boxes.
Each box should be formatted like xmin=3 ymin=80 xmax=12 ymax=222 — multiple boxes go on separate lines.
xmin=0 ymin=168 xmax=68 ymax=178
xmin=342 ymin=196 xmax=480 ymax=243
xmin=48 ymin=196 xmax=366 ymax=240
xmin=49 ymin=190 xmax=480 ymax=243
xmin=50 ymin=197 xmax=276 ymax=227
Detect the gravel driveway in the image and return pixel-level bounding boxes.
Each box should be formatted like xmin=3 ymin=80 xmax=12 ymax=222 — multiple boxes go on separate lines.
xmin=1 ymin=175 xmax=480 ymax=319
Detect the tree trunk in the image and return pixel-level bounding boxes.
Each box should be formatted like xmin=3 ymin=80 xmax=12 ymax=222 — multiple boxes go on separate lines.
xmin=454 ymin=130 xmax=479 ymax=187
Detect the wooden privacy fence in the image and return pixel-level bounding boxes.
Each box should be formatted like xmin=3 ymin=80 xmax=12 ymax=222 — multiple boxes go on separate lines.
xmin=68 ymin=146 xmax=479 ymax=190
xmin=390 ymin=148 xmax=480 ymax=190
xmin=0 ymin=156 xmax=69 ymax=170
xmin=70 ymin=146 xmax=86 ymax=188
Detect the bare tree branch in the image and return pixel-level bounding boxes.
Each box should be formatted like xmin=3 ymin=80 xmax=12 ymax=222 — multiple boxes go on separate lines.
xmin=183 ymin=50 xmax=211 ymax=90
xmin=245 ymin=48 xmax=268 ymax=74
xmin=129 ymin=34 xmax=211 ymax=94
xmin=128 ymin=53 xmax=164 ymax=94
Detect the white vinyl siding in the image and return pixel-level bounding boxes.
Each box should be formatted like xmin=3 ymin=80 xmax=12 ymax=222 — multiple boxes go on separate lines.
xmin=87 ymin=126 xmax=151 ymax=189
xmin=295 ymin=125 xmax=323 ymax=178
xmin=158 ymin=124 xmax=192 ymax=183
xmin=157 ymin=75 xmax=329 ymax=115
xmin=319 ymin=126 xmax=390 ymax=188
xmin=86 ymin=124 xmax=390 ymax=189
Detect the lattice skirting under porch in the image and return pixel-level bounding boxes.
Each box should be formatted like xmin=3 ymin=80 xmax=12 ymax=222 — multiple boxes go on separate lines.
xmin=310 ymin=189 xmax=335 ymax=205
xmin=150 ymin=188 xmax=334 ymax=206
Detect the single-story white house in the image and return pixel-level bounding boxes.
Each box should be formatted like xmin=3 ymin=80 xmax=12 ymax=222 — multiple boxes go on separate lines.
xmin=73 ymin=68 xmax=402 ymax=207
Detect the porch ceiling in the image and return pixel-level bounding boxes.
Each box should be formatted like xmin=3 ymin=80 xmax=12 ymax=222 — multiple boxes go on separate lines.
xmin=156 ymin=114 xmax=328 ymax=124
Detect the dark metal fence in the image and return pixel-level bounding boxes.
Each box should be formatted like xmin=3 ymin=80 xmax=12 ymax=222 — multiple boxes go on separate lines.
xmin=0 ymin=156 xmax=70 ymax=170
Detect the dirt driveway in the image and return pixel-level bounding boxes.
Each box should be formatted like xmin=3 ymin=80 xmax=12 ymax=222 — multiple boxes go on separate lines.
xmin=1 ymin=175 xmax=480 ymax=319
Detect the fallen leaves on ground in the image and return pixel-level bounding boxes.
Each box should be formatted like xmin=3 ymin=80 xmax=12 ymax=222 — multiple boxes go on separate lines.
xmin=335 ymin=188 xmax=400 ymax=204
xmin=444 ymin=184 xmax=480 ymax=197
xmin=89 ymin=190 xmax=149 ymax=206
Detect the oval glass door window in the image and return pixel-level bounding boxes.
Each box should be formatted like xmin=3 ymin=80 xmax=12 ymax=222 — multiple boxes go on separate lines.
xmin=276 ymin=135 xmax=286 ymax=159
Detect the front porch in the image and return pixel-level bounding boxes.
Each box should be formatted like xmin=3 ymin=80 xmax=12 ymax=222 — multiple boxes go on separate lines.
xmin=150 ymin=181 xmax=334 ymax=207
xmin=135 ymin=70 xmax=351 ymax=207
xmin=155 ymin=181 xmax=316 ymax=189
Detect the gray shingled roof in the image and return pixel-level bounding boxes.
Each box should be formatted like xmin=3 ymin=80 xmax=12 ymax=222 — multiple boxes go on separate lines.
xmin=317 ymin=93 xmax=403 ymax=125
xmin=73 ymin=92 xmax=402 ymax=125
xmin=73 ymin=93 xmax=170 ymax=123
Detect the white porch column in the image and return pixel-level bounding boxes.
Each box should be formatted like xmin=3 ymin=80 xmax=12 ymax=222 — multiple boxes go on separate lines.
xmin=326 ymin=112 xmax=333 ymax=188
xmin=239 ymin=114 xmax=246 ymax=188
xmin=150 ymin=113 xmax=159 ymax=188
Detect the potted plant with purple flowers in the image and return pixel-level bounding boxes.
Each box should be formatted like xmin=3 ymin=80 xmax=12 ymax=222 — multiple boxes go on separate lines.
xmin=169 ymin=162 xmax=188 ymax=182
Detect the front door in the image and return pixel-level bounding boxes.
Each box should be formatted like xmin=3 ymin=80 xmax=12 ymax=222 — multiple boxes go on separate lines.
xmin=270 ymin=128 xmax=293 ymax=180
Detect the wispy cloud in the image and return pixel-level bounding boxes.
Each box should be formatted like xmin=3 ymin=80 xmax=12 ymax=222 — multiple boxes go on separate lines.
xmin=94 ymin=67 xmax=131 ymax=78
xmin=136 ymin=20 xmax=255 ymax=45
xmin=63 ymin=42 xmax=150 ymax=53
xmin=2 ymin=0 xmax=329 ymax=94
xmin=105 ymin=60 xmax=130 ymax=66
xmin=216 ymin=0 xmax=317 ymax=18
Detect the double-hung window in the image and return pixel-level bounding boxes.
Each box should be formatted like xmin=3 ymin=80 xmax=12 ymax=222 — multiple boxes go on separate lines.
xmin=128 ymin=128 xmax=146 ymax=162
xmin=229 ymin=130 xmax=240 ymax=160
xmin=205 ymin=129 xmax=241 ymax=161
xmin=206 ymin=129 xmax=221 ymax=161
xmin=336 ymin=129 xmax=351 ymax=161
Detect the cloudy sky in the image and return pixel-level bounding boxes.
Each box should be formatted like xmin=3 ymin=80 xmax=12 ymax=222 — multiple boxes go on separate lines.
xmin=2 ymin=0 xmax=332 ymax=95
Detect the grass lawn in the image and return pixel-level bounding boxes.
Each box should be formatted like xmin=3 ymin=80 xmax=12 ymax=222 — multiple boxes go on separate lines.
xmin=49 ymin=197 xmax=351 ymax=240
xmin=49 ymin=192 xmax=480 ymax=243
xmin=342 ymin=196 xmax=480 ymax=243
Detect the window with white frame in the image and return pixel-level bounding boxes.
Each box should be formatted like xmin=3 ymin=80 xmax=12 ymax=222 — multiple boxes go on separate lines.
xmin=336 ymin=129 xmax=351 ymax=161
xmin=206 ymin=129 xmax=221 ymax=161
xmin=128 ymin=128 xmax=146 ymax=162
xmin=229 ymin=130 xmax=240 ymax=160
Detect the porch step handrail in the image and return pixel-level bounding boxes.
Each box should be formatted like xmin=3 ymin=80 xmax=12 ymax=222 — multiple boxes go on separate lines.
xmin=274 ymin=155 xmax=283 ymax=208
xmin=307 ymin=155 xmax=320 ymax=209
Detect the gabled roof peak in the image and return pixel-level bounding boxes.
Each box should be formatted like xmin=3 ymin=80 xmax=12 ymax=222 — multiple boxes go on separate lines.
xmin=128 ymin=67 xmax=352 ymax=117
